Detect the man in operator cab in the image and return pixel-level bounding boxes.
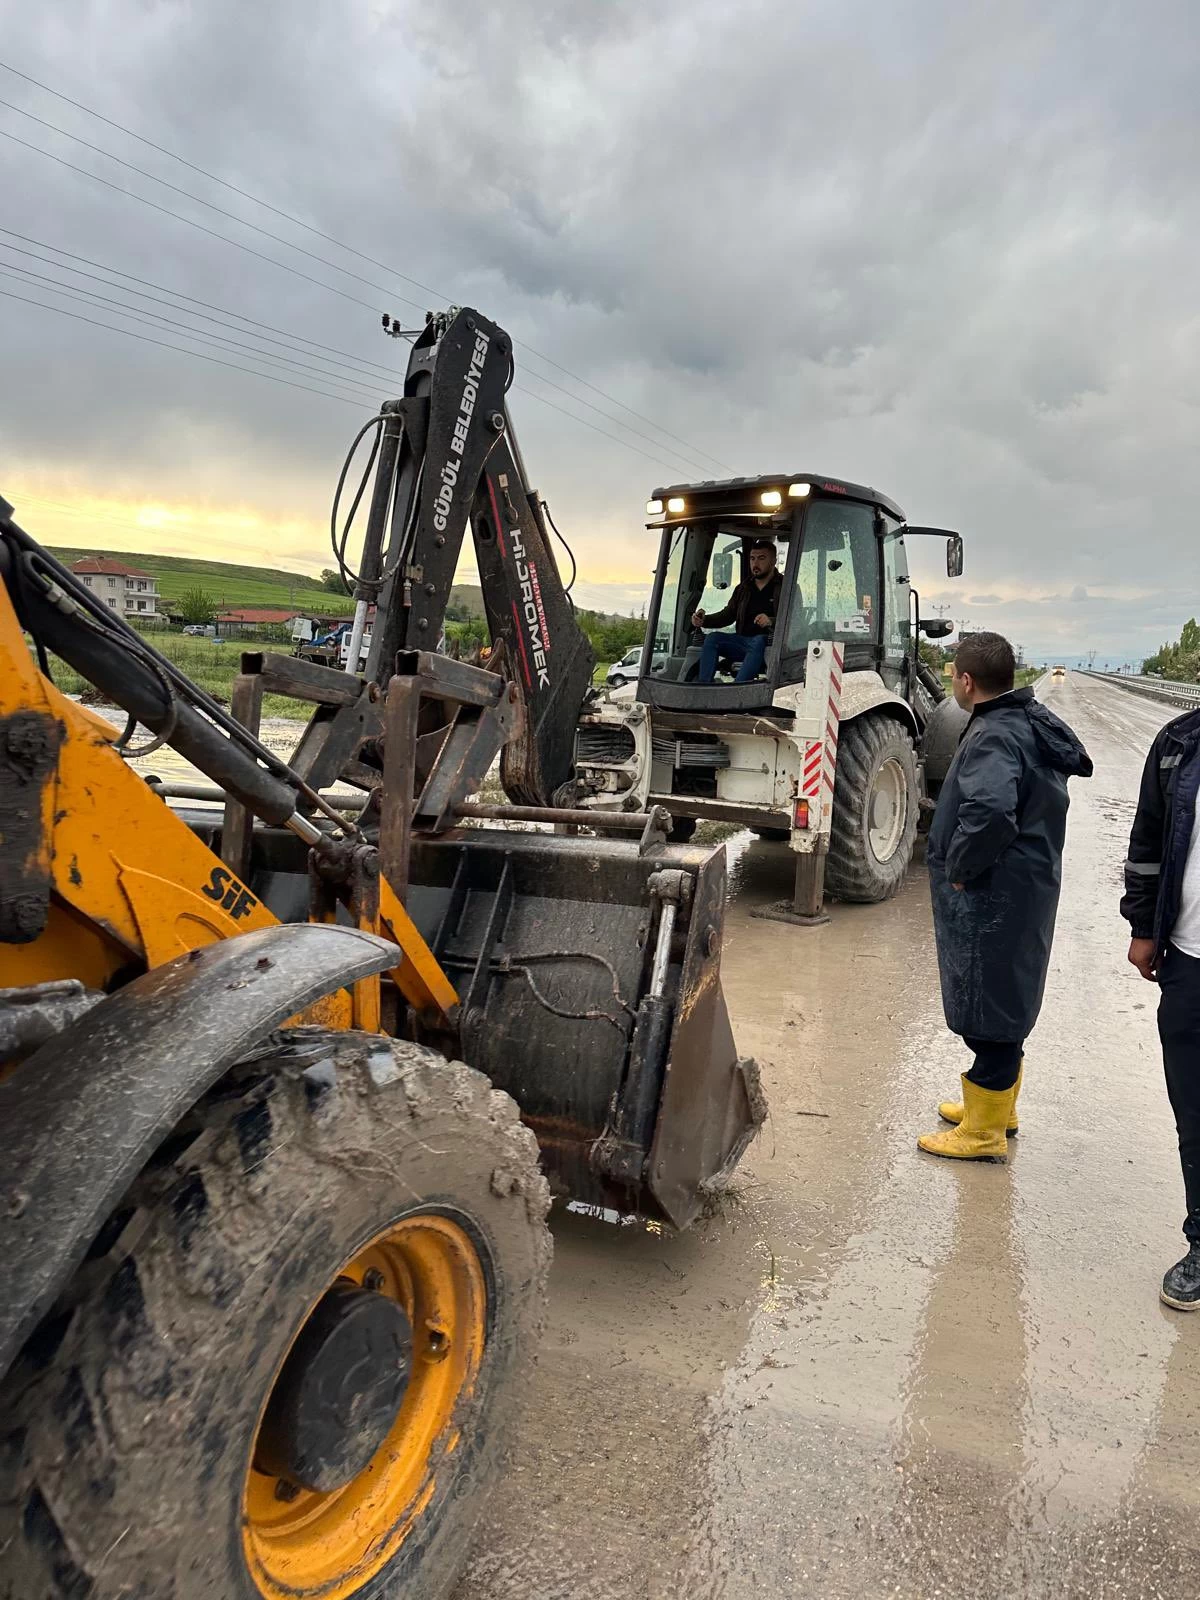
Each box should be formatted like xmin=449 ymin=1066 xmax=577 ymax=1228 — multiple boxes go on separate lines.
xmin=692 ymin=539 xmax=783 ymax=685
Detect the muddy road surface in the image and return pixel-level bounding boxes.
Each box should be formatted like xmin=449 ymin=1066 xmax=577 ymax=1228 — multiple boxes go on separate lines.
xmin=457 ymin=672 xmax=1200 ymax=1600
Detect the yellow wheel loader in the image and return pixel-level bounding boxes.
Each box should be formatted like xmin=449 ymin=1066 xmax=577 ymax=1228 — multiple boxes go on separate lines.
xmin=0 ymin=307 xmax=762 ymax=1600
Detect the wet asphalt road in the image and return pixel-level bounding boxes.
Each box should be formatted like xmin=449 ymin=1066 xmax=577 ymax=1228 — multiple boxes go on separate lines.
xmin=457 ymin=673 xmax=1200 ymax=1600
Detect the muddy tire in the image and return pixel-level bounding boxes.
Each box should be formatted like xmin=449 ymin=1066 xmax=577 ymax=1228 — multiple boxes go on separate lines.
xmin=0 ymin=1030 xmax=551 ymax=1600
xmin=668 ymin=815 xmax=698 ymax=843
xmin=825 ymin=715 xmax=919 ymax=903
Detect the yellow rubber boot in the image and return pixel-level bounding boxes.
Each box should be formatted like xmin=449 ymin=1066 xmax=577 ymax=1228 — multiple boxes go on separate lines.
xmin=939 ymin=1062 xmax=1022 ymax=1134
xmin=918 ymin=1075 xmax=1010 ymax=1160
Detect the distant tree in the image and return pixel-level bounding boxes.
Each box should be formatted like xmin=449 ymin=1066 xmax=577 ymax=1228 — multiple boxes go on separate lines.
xmin=320 ymin=567 xmax=351 ymax=595
xmin=445 ymin=618 xmax=488 ymax=651
xmin=178 ymin=586 xmax=215 ymax=625
xmin=1144 ymin=619 xmax=1200 ymax=682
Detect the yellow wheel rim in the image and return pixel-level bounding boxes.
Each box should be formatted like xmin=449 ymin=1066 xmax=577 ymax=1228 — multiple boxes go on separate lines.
xmin=242 ymin=1213 xmax=487 ymax=1600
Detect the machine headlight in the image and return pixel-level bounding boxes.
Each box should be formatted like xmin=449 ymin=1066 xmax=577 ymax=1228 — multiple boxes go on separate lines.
xmin=788 ymin=482 xmax=811 ymax=498
xmin=646 ymin=499 xmax=664 ymax=516
xmin=666 ymin=496 xmax=686 ymax=514
xmin=760 ymin=489 xmax=783 ymax=508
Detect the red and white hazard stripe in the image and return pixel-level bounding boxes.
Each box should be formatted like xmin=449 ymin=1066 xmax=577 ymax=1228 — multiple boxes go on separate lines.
xmin=823 ymin=644 xmax=844 ymax=800
xmin=801 ymin=739 xmax=823 ymax=800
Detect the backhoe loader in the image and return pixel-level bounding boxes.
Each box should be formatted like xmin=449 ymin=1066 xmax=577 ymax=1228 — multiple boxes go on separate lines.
xmin=0 ymin=307 xmax=763 ymax=1599
xmin=571 ymin=478 xmax=969 ymax=921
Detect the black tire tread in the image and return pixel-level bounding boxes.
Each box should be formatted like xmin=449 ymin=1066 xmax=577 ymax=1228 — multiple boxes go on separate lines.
xmin=824 ymin=715 xmax=919 ymax=904
xmin=0 ymin=1030 xmax=551 ymax=1600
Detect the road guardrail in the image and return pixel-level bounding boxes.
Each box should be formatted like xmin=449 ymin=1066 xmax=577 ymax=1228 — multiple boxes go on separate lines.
xmin=1083 ymin=671 xmax=1200 ymax=710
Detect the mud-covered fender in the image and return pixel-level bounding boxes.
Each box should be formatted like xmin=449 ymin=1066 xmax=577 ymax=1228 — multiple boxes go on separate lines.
xmin=0 ymin=922 xmax=398 ymax=1379
xmin=921 ymin=695 xmax=970 ymax=790
xmin=839 ymin=671 xmax=920 ymax=738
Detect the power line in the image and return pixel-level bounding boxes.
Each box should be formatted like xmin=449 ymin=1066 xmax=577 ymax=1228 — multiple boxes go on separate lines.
xmin=0 ymin=124 xmax=389 ymax=317
xmin=516 ymin=379 xmax=703 ymax=471
xmin=0 ymin=59 xmax=733 ymax=474
xmin=0 ymin=277 xmax=703 ymax=480
xmin=1 ymin=126 xmax=699 ymax=474
xmin=0 ymin=227 xmax=405 ymax=383
xmin=0 ymin=286 xmax=373 ymax=409
xmin=0 ymin=104 xmax=724 ymax=473
xmin=0 ymin=237 xmax=713 ymax=486
xmin=0 ymin=226 xmax=711 ymax=478
xmin=0 ymin=96 xmax=431 ymax=322
xmin=6 ymin=491 xmax=175 ymax=533
xmin=0 ymin=132 xmax=706 ymax=476
xmin=0 ymin=260 xmax=386 ymax=402
xmin=508 ymin=344 xmax=733 ymax=476
xmin=0 ymin=107 xmax=712 ymax=480
xmin=0 ymin=255 xmax=386 ymax=399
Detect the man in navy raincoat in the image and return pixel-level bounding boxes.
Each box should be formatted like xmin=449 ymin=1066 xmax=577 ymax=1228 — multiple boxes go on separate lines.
xmin=1122 ymin=705 xmax=1200 ymax=1308
xmin=919 ymin=633 xmax=1092 ymax=1161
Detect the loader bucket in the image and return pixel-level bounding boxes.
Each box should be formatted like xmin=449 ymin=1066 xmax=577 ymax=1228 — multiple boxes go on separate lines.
xmin=406 ymin=830 xmax=765 ymax=1229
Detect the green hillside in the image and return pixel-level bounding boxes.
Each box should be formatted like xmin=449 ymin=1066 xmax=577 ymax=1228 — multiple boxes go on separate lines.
xmin=49 ymin=546 xmax=345 ymax=613
xmin=48 ymin=546 xmax=485 ymax=617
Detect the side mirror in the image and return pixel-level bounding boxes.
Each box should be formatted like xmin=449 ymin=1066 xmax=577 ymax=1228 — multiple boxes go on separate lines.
xmin=712 ymin=551 xmax=734 ymax=590
xmin=920 ymin=618 xmax=954 ymax=639
xmin=902 ymin=526 xmax=964 ymax=578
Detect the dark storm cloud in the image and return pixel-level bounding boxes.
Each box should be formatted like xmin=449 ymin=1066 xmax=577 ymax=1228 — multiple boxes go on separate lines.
xmin=0 ymin=0 xmax=1196 ymax=652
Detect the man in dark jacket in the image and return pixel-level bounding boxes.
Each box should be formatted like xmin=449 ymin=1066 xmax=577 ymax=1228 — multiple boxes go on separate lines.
xmin=919 ymin=634 xmax=1092 ymax=1161
xmin=693 ymin=540 xmax=783 ymax=684
xmin=1121 ymin=706 xmax=1200 ymax=1308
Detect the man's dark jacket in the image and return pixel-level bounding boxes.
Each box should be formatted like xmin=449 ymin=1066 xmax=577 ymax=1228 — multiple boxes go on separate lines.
xmin=1120 ymin=708 xmax=1200 ymax=961
xmin=928 ymin=687 xmax=1093 ymax=1041
xmin=703 ymin=569 xmax=783 ymax=638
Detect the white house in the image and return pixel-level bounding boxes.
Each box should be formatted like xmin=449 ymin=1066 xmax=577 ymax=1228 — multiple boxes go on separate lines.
xmin=71 ymin=556 xmax=162 ymax=620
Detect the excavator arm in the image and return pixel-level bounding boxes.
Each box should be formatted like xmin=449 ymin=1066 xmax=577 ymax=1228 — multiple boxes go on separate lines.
xmin=349 ymin=307 xmax=595 ymax=804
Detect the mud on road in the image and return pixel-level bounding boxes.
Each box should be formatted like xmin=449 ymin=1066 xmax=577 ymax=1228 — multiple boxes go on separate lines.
xmin=457 ymin=673 xmax=1200 ymax=1600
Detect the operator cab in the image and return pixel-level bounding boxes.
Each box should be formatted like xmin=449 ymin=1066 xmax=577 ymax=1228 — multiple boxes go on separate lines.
xmin=637 ymin=475 xmax=963 ymax=714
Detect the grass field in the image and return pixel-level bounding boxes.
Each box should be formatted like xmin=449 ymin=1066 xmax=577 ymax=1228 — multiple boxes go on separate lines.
xmin=48 ymin=546 xmax=486 ymax=620
xmin=48 ymin=636 xmax=312 ymax=720
xmin=49 ymin=546 xmax=346 ymax=614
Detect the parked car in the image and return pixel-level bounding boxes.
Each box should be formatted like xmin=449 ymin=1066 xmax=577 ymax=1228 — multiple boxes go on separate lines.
xmin=182 ymin=624 xmax=208 ymax=636
xmin=605 ymin=646 xmax=668 ymax=689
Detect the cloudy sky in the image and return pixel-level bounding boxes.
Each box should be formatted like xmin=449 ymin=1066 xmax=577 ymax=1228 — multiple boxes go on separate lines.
xmin=0 ymin=0 xmax=1196 ymax=662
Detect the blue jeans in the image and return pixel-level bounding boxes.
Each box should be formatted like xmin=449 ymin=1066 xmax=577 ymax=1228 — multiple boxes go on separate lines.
xmin=698 ymin=631 xmax=767 ymax=684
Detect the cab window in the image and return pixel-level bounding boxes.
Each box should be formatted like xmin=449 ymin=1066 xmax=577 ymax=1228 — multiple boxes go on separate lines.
xmin=784 ymin=500 xmax=879 ymax=666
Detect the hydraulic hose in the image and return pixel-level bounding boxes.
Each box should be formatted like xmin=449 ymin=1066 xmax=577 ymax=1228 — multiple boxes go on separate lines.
xmin=19 ymin=564 xmax=301 ymax=824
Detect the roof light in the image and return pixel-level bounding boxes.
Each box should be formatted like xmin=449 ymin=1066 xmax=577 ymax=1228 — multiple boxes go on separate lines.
xmin=646 ymin=499 xmax=663 ymax=517
xmin=760 ymin=489 xmax=783 ymax=508
xmin=788 ymin=481 xmax=811 ymax=498
xmin=666 ymin=496 xmax=686 ymax=514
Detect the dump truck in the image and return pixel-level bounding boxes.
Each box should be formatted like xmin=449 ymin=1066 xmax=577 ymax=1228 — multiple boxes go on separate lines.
xmin=571 ymin=477 xmax=969 ymax=921
xmin=0 ymin=307 xmax=763 ymax=1599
